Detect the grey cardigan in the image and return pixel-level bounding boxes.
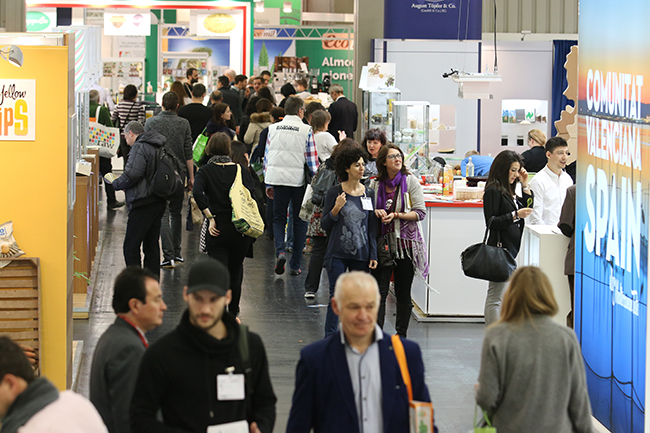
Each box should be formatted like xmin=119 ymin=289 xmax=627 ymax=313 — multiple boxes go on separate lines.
xmin=476 ymin=315 xmax=593 ymax=433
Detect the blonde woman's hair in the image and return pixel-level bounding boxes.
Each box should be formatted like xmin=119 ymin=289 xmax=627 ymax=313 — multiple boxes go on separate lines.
xmin=527 ymin=129 xmax=547 ymax=146
xmin=499 ymin=266 xmax=558 ymax=324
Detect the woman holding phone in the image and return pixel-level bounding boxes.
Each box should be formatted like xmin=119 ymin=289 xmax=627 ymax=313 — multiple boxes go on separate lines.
xmin=482 ymin=150 xmax=533 ymax=325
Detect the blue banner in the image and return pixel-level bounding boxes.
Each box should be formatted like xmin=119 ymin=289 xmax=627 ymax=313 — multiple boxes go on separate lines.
xmin=383 ymin=0 xmax=481 ymax=40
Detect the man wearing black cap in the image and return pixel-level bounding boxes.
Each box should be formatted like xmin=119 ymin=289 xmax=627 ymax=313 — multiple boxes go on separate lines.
xmin=130 ymin=258 xmax=277 ymax=433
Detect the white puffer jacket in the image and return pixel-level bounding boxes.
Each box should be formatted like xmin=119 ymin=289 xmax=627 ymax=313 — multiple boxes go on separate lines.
xmin=265 ymin=115 xmax=314 ymax=187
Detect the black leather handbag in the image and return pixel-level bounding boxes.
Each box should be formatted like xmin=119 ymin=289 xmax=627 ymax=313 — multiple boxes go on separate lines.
xmin=461 ymin=217 xmax=516 ymax=282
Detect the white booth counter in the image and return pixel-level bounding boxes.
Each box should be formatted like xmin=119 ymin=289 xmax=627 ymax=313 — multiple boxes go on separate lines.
xmin=412 ymin=200 xmax=487 ymax=322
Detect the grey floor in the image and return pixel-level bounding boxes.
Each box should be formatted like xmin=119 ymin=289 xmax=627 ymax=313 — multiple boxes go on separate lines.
xmin=73 ymin=192 xmax=485 ymax=433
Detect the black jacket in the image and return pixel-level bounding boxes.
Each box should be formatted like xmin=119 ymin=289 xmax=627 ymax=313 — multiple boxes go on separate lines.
xmin=327 ymin=96 xmax=358 ymax=142
xmin=112 ymin=130 xmax=166 ymax=210
xmin=130 ymin=310 xmax=276 ymax=433
xmin=482 ymin=185 xmax=533 ymax=258
xmin=521 ymin=146 xmax=547 ymax=173
xmin=221 ymin=87 xmax=243 ymax=125
xmin=90 ymin=317 xmax=146 ymax=433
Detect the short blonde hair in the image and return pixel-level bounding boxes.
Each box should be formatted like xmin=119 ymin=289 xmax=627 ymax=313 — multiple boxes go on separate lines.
xmin=499 ymin=266 xmax=558 ymax=324
xmin=527 ymin=129 xmax=547 ymax=146
xmin=334 ymin=272 xmax=380 ymax=305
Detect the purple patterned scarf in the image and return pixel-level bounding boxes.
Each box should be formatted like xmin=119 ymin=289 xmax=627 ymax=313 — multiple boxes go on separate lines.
xmin=376 ymin=170 xmax=408 ymax=214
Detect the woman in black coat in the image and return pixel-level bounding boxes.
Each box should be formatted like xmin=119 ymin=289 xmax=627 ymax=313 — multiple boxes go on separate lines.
xmin=482 ymin=150 xmax=533 ymax=325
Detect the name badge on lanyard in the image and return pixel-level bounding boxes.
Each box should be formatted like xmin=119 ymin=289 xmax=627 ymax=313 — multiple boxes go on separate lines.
xmin=217 ymin=367 xmax=245 ymax=401
xmin=360 ymin=196 xmax=373 ymax=211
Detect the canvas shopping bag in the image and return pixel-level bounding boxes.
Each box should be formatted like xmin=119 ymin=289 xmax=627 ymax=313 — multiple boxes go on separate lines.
xmin=88 ymin=106 xmax=120 ymax=158
xmin=230 ymin=164 xmax=264 ymax=238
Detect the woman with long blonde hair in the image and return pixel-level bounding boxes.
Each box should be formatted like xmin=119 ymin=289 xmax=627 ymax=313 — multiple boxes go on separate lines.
xmin=475 ymin=266 xmax=593 ymax=433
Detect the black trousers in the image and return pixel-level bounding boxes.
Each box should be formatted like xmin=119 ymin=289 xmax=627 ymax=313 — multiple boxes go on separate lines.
xmin=304 ymin=236 xmax=328 ymax=293
xmin=372 ymin=256 xmax=415 ymax=337
xmin=123 ymin=199 xmax=166 ymax=276
xmin=206 ymin=218 xmax=251 ymax=317
xmin=99 ymin=156 xmax=117 ymax=205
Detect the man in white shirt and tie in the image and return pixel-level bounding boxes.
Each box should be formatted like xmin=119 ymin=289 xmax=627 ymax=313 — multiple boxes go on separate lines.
xmin=527 ymin=136 xmax=574 ymax=225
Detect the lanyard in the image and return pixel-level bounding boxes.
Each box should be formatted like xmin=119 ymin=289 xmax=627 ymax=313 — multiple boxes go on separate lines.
xmin=118 ymin=315 xmax=149 ymax=348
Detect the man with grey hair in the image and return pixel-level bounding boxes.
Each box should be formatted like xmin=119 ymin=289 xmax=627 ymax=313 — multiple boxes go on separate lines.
xmin=286 ymin=271 xmax=434 ymax=433
xmin=327 ymin=83 xmax=357 ymax=142
xmin=111 ymin=121 xmax=167 ymax=276
xmin=90 ymin=89 xmax=124 ymax=209
xmin=264 ymin=96 xmax=318 ymax=275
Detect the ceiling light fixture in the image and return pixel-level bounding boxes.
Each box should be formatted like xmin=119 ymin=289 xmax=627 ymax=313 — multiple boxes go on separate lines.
xmin=0 ymin=45 xmax=23 ymax=67
xmin=255 ymin=1 xmax=264 ymax=12
xmin=283 ymin=2 xmax=292 ymax=13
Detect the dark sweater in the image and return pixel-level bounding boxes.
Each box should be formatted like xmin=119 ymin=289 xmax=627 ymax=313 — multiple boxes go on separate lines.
xmin=521 ymin=146 xmax=547 ymax=173
xmin=178 ymin=103 xmax=214 ymax=142
xmin=194 ymin=162 xmax=255 ymax=221
xmin=130 ymin=310 xmax=276 ymax=433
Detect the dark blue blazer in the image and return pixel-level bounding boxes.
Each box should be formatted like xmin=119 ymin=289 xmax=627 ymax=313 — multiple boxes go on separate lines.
xmin=286 ymin=331 xmax=431 ymax=433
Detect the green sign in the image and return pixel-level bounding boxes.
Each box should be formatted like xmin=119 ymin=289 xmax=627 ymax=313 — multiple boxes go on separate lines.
xmin=296 ymin=36 xmax=353 ymax=96
xmin=26 ymin=11 xmax=51 ymax=32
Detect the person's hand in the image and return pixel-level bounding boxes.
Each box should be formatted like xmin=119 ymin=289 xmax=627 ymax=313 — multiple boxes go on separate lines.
xmin=338 ymin=130 xmax=347 ymax=141
xmin=19 ymin=344 xmax=37 ymax=366
xmin=381 ymin=212 xmax=396 ymax=224
xmin=266 ymin=187 xmax=274 ymax=199
xmin=518 ymin=167 xmax=529 ymax=186
xmin=334 ymin=191 xmax=347 ymax=211
xmin=187 ymin=177 xmax=194 ymax=191
xmin=375 ymin=209 xmax=387 ymax=219
xmin=250 ymin=422 xmax=261 ymax=433
xmin=209 ymin=219 xmax=220 ymax=237
xmin=517 ymin=208 xmax=533 ymax=219
xmin=369 ymin=260 xmax=378 ymax=270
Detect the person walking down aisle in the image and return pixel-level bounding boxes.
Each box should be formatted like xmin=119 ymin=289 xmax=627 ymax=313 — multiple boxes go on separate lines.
xmin=111 ymin=122 xmax=167 ymax=276
xmin=482 ymin=150 xmax=533 ymax=326
xmin=476 ymin=266 xmax=593 ymax=433
xmin=145 ymin=91 xmax=194 ymax=268
xmin=90 ymin=267 xmax=166 ymax=433
xmin=265 ymin=96 xmax=319 ymax=275
xmin=193 ymin=133 xmax=255 ymax=318
xmin=370 ymin=144 xmax=428 ymax=338
xmin=89 ymin=89 xmax=124 ymax=210
xmin=303 ymin=139 xmax=362 ymax=299
xmin=178 ymin=83 xmax=213 ymax=142
xmin=527 ymin=136 xmax=573 ymax=226
xmin=321 ymin=146 xmax=378 ymax=336
xmin=130 ymin=258 xmax=277 ymax=433
xmin=0 ymin=337 xmax=108 ymax=433
xmin=286 ymin=272 xmax=435 ymax=433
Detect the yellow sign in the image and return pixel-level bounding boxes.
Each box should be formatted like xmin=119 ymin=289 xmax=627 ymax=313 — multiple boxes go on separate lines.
xmin=0 ymin=80 xmax=35 ymax=140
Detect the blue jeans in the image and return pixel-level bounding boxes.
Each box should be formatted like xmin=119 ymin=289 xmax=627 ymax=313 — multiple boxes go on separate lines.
xmin=272 ymin=185 xmax=308 ymax=271
xmin=324 ymin=257 xmax=369 ymax=336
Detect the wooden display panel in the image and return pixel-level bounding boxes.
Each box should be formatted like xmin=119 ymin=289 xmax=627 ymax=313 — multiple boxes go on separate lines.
xmin=0 ymin=258 xmax=41 ymax=370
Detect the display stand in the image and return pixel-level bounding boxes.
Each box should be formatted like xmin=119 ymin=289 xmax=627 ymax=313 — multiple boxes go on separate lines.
xmin=73 ymin=175 xmax=90 ymax=298
xmin=100 ymin=57 xmax=145 ymax=102
xmin=361 ymin=88 xmax=400 ymax=141
xmin=518 ymin=225 xmax=571 ymax=325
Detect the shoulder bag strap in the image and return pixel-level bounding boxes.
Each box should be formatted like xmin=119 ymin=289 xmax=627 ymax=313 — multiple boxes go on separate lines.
xmin=391 ymin=334 xmax=413 ymax=401
xmin=94 ymin=105 xmax=102 ymax=120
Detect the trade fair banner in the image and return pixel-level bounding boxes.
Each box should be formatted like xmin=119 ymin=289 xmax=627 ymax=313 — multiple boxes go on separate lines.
xmin=576 ymin=1 xmax=650 ymax=432
xmin=0 ymin=80 xmax=36 ymax=141
xmin=104 ymin=10 xmax=151 ymax=36
xmin=384 ymin=0 xmax=481 ymax=40
xmin=296 ymin=33 xmax=353 ymax=96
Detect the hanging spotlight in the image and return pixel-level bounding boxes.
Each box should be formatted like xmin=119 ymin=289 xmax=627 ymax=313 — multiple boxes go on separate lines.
xmin=255 ymin=1 xmax=265 ymax=12
xmin=283 ymin=2 xmax=292 ymax=13
xmin=0 ymin=45 xmax=23 ymax=67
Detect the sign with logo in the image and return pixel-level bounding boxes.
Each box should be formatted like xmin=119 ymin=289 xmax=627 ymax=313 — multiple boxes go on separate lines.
xmin=193 ymin=10 xmax=243 ymax=37
xmin=384 ymin=0 xmax=482 ymax=40
xmin=576 ymin=1 xmax=649 ymax=432
xmin=0 ymin=80 xmax=36 ymax=141
xmin=104 ymin=10 xmax=151 ymax=36
xmin=26 ymin=10 xmax=55 ymax=32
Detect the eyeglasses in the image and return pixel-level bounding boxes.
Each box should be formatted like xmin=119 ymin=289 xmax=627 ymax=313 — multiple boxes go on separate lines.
xmin=386 ymin=154 xmax=403 ymax=160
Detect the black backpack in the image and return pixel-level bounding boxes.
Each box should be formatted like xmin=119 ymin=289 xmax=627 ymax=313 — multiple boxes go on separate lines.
xmin=151 ymin=147 xmax=184 ymax=199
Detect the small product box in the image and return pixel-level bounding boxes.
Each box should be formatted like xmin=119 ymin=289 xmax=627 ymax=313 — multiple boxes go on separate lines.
xmin=409 ymin=401 xmax=434 ymax=433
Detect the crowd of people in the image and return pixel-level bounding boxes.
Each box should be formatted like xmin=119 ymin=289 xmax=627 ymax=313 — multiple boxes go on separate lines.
xmin=0 ymin=69 xmax=594 ymax=433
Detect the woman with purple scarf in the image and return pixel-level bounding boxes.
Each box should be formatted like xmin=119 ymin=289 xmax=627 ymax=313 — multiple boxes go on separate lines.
xmin=371 ymin=144 xmax=429 ymax=337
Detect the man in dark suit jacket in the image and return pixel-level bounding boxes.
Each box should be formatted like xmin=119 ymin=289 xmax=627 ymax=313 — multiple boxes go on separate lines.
xmin=286 ymin=272 xmax=435 ymax=433
xmin=327 ymin=83 xmax=358 ymax=142
xmin=89 ymin=267 xmax=167 ymax=433
xmin=217 ymin=75 xmax=243 ymax=126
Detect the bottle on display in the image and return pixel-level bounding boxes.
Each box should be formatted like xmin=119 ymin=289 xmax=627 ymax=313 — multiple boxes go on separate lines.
xmin=466 ymin=157 xmax=475 ymax=177
xmin=443 ymin=164 xmax=454 ymax=196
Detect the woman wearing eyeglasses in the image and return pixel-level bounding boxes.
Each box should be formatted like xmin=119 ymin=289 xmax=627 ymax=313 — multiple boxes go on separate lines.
xmin=371 ymin=144 xmax=428 ymax=337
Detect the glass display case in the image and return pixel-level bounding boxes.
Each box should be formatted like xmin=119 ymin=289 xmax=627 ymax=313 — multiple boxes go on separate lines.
xmin=501 ymin=99 xmax=548 ymax=146
xmin=392 ymin=101 xmax=430 ymax=174
xmin=362 ymin=89 xmax=401 ymax=141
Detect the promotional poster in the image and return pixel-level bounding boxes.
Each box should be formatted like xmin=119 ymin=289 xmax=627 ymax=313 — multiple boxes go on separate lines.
xmin=576 ymin=1 xmax=650 ymax=431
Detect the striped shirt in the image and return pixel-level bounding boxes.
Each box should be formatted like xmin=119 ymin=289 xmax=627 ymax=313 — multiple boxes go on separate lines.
xmin=111 ymin=100 xmax=146 ymax=132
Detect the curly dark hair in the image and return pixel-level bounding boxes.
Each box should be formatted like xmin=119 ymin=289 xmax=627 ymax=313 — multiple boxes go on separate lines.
xmin=335 ymin=146 xmax=367 ymax=181
xmin=361 ymin=129 xmax=387 ymax=155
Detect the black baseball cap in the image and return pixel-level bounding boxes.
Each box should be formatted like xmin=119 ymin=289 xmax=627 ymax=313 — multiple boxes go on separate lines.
xmin=186 ymin=258 xmax=230 ymax=296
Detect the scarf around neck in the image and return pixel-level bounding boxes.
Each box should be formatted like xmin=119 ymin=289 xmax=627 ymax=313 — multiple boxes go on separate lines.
xmin=377 ymin=170 xmax=408 ymax=213
xmin=208 ymin=155 xmax=232 ymax=164
xmin=1 ymin=378 xmax=59 ymax=433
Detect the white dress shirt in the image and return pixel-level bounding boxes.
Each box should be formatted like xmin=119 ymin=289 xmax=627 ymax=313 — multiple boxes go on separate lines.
xmin=528 ymin=165 xmax=574 ymax=225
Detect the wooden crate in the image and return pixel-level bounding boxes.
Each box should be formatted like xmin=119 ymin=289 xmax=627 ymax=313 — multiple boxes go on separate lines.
xmin=0 ymin=258 xmax=41 ymax=369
